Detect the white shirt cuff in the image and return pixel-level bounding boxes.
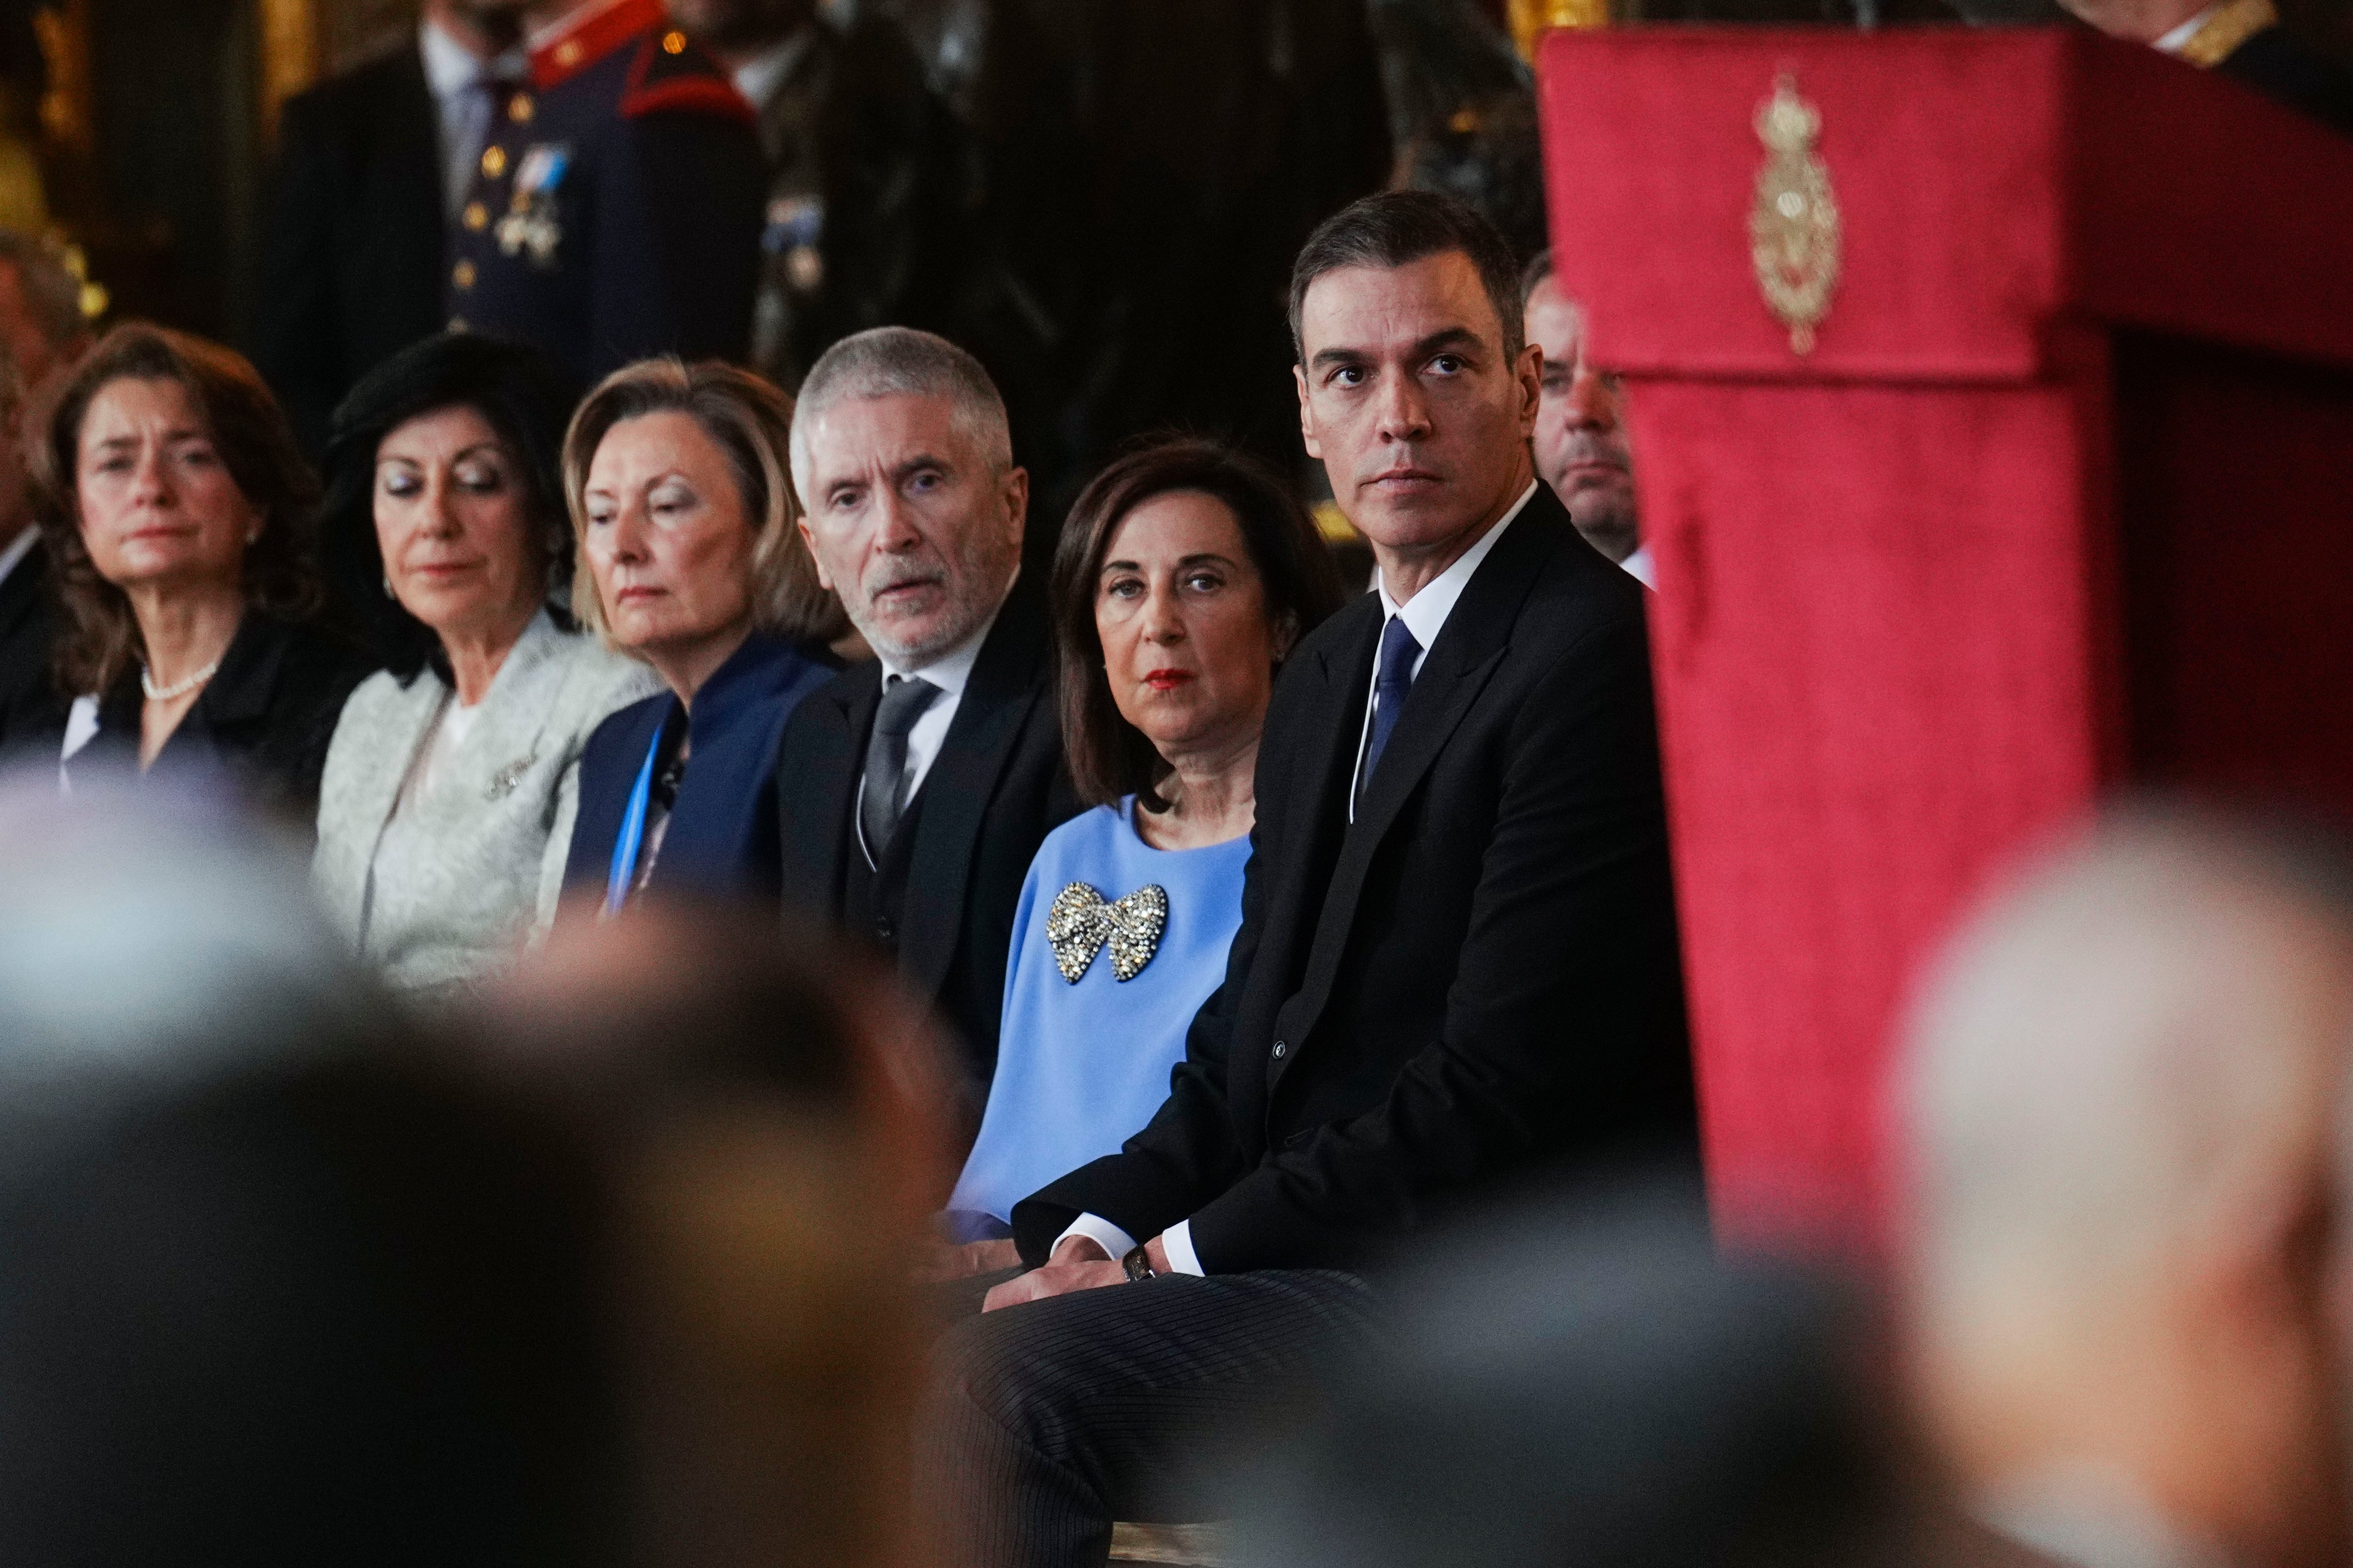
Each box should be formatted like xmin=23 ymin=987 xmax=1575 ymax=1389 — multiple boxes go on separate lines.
xmin=1160 ymin=1219 xmax=1206 ymax=1276
xmin=1052 ymin=1212 xmax=1136 ymax=1262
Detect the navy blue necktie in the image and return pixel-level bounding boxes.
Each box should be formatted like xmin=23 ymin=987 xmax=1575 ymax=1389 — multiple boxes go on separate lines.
xmin=1358 ymin=615 xmax=1423 ymax=808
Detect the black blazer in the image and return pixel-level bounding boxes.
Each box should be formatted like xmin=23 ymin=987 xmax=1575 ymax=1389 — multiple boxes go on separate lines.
xmin=251 ymin=45 xmax=446 ymax=463
xmin=55 ymin=612 xmax=374 ymax=837
xmin=0 ymin=541 xmax=55 ymax=757
xmin=1014 ymin=487 xmax=1693 ymax=1273
xmin=564 ymin=634 xmax=838 ymax=908
xmin=775 ymin=572 xmax=1084 ymax=1094
xmin=2219 ymin=25 xmax=2353 ymax=138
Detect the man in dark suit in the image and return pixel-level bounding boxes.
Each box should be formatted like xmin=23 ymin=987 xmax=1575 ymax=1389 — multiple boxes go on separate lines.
xmin=919 ymin=191 xmax=1691 ymax=1565
xmin=778 ymin=326 xmax=1081 ymax=1113
xmin=252 ymin=0 xmax=494 ymax=462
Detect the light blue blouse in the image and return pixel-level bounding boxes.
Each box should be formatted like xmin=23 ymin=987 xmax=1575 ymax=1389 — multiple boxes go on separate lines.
xmin=949 ymin=796 xmax=1251 ymax=1227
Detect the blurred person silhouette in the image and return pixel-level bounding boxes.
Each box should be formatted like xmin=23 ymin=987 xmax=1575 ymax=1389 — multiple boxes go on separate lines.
xmin=0 ymin=233 xmax=92 ymax=752
xmin=32 ymin=324 xmax=372 ymax=833
xmin=1522 ymin=251 xmax=1650 ymax=589
xmin=561 ymin=357 xmax=847 ymax=914
xmin=1899 ymin=807 xmax=2353 ymax=1568
xmin=471 ymin=895 xmax=954 ymax=1568
xmin=0 ymin=772 xmax=616 ymax=1567
xmin=936 ymin=439 xmax=1344 ymax=1253
xmin=1231 ymin=1182 xmax=1920 ymax=1568
xmin=0 ymin=774 xmax=941 ymax=1568
xmin=311 ymin=333 xmax=659 ymax=997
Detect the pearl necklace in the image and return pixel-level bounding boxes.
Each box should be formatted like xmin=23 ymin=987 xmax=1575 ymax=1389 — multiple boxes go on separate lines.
xmin=142 ymin=658 xmax=222 ymax=702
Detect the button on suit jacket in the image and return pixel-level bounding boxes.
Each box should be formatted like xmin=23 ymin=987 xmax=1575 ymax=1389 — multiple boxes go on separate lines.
xmin=1013 ymin=484 xmax=1693 ymax=1273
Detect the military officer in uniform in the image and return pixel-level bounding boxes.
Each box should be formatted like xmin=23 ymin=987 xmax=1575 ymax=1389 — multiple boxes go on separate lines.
xmin=450 ymin=0 xmax=768 ymax=387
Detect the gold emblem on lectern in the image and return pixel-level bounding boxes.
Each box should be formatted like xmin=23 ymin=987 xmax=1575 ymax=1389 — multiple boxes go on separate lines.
xmin=1750 ymin=74 xmax=1840 ymax=355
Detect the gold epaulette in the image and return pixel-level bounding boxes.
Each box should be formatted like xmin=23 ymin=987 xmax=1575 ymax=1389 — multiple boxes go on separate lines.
xmin=2177 ymin=0 xmax=2277 ymax=69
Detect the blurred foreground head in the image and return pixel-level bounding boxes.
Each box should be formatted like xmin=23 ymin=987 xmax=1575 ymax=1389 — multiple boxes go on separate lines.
xmin=1235 ymin=1182 xmax=1913 ymax=1568
xmin=0 ymin=776 xmax=941 ymax=1568
xmin=1901 ymin=807 xmax=2353 ymax=1568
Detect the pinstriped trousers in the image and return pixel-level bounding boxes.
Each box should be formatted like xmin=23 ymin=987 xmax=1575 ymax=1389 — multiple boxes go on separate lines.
xmin=918 ymin=1269 xmax=1383 ymax=1568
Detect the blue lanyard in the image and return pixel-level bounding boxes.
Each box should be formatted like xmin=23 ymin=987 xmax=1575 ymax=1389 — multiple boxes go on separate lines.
xmin=604 ymin=720 xmax=669 ymax=916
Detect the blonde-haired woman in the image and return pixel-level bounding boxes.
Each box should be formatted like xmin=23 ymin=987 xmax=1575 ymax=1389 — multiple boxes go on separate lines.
xmin=561 ymin=357 xmax=847 ymax=912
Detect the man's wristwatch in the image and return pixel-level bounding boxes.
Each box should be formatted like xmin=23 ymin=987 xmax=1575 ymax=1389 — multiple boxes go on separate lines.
xmin=1122 ymin=1243 xmax=1158 ymax=1283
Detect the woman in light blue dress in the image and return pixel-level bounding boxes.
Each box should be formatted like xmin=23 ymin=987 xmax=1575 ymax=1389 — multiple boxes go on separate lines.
xmin=945 ymin=439 xmax=1345 ymax=1246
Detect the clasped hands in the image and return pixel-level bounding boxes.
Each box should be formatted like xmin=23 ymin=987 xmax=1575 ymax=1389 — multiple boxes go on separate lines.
xmin=917 ymin=1232 xmax=1174 ymax=1311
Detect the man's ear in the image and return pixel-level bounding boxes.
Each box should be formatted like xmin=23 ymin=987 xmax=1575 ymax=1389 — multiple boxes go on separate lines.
xmin=797 ymin=516 xmax=835 ymax=592
xmin=1513 ymin=340 xmax=1543 ymax=437
xmin=1002 ymin=464 xmax=1030 ymax=546
xmin=1294 ymin=364 xmax=1322 ymax=461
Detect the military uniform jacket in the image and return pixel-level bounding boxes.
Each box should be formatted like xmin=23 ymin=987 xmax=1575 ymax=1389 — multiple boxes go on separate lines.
xmin=450 ymin=0 xmax=765 ymax=386
xmin=743 ymin=14 xmax=961 ymax=389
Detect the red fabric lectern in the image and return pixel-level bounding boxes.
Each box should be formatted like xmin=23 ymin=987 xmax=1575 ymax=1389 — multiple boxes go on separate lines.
xmin=1538 ymin=28 xmax=2353 ymax=1250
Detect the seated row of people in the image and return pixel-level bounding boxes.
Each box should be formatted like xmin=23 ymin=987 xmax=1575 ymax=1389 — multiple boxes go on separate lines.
xmin=4 ymin=186 xmax=1692 ymax=1558
xmin=1 ymin=301 xmax=1345 ymax=1213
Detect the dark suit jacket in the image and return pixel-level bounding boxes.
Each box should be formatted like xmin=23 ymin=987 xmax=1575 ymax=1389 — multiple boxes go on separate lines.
xmin=251 ymin=45 xmax=446 ymax=463
xmin=564 ymin=633 xmax=837 ymax=906
xmin=775 ymin=572 xmax=1083 ymax=1095
xmin=0 ymin=539 xmax=55 ymax=757
xmin=1014 ymin=486 xmax=1693 ymax=1273
xmin=2219 ymin=24 xmax=2353 ymax=138
xmin=55 ymin=613 xmax=374 ymax=837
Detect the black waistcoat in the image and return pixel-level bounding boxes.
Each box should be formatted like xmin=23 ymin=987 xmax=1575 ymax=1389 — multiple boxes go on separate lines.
xmin=842 ymin=786 xmax=928 ymax=955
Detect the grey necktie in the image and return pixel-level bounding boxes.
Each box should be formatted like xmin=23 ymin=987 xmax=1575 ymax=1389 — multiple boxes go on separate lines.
xmin=861 ymin=674 xmax=941 ymax=863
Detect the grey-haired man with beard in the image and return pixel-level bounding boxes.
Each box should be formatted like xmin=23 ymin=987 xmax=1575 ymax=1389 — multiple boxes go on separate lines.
xmin=776 ymin=326 xmax=1081 ymax=1117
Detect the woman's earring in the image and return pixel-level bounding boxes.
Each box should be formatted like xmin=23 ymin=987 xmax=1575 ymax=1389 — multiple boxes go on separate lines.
xmin=382 ymin=574 xmax=394 ymax=598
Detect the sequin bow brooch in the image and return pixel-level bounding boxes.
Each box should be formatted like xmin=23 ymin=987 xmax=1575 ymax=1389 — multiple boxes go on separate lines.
xmin=1046 ymin=881 xmax=1168 ymax=983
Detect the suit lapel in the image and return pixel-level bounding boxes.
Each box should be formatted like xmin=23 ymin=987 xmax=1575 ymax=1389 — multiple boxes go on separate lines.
xmin=1280 ymin=498 xmax=1566 ymax=1051
xmin=347 ymin=676 xmax=447 ymax=936
xmin=793 ymin=667 xmax=878 ymax=911
xmin=899 ymin=577 xmax=1050 ymax=1004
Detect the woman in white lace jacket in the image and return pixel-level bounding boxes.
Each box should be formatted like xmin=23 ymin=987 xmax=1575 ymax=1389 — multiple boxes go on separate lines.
xmin=313 ymin=334 xmax=657 ymax=996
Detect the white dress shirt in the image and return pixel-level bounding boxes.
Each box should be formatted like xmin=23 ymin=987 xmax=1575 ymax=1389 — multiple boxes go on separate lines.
xmin=1055 ymin=482 xmax=1538 ymax=1277
xmin=419 ymin=20 xmax=527 ymax=220
xmin=855 ymin=592 xmax=1004 ymax=865
xmin=0 ymin=525 xmax=36 ymax=591
xmin=2152 ymin=5 xmax=2218 ymax=53
xmin=1977 ymin=1466 xmax=2228 ymax=1568
xmin=1621 ymin=543 xmax=1656 ymax=589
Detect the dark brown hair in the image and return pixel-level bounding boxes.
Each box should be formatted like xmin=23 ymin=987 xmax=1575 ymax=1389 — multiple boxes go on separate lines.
xmin=562 ymin=357 xmax=847 ymax=647
xmin=32 ymin=322 xmax=325 ymax=696
xmin=1288 ymin=188 xmax=1526 ymax=368
xmin=1051 ymin=439 xmax=1348 ymax=809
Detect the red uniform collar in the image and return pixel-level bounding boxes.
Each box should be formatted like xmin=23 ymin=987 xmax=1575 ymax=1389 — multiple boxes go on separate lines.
xmin=529 ymin=0 xmax=664 ymax=90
